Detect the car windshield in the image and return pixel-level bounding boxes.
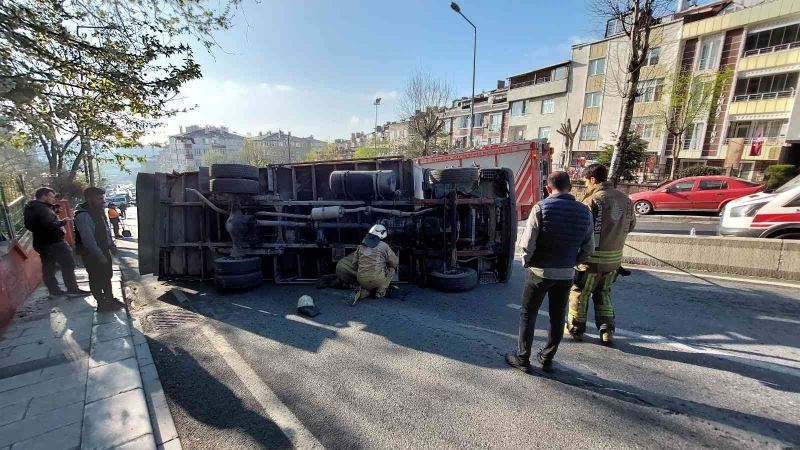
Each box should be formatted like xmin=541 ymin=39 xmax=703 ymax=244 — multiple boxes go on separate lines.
xmin=775 ymin=174 xmax=800 ymax=194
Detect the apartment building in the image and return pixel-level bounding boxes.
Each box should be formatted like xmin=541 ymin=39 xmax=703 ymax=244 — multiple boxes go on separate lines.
xmin=674 ymin=0 xmax=800 ymax=180
xmin=245 ymin=131 xmax=326 ymax=164
xmin=442 ymin=82 xmax=510 ymax=148
xmin=159 ymin=125 xmax=245 ymax=172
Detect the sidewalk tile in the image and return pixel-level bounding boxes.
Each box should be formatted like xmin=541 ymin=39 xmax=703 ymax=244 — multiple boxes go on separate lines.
xmin=86 ymin=358 xmax=141 ymax=403
xmin=41 ymin=358 xmax=88 ymax=381
xmin=9 ymin=422 xmax=81 ymax=450
xmin=6 ymin=342 xmax=50 ymax=362
xmin=47 ymin=337 xmax=91 ymax=359
xmin=82 ymin=389 xmax=153 ymax=450
xmin=93 ymin=310 xmax=128 ymax=326
xmin=134 ymin=342 xmax=153 ymax=366
xmin=157 ymin=439 xmax=181 ymax=450
xmin=145 ymin=383 xmax=177 ymax=446
xmin=26 ymin=386 xmax=85 ymax=417
xmin=110 ymin=434 xmax=156 ymax=450
xmin=90 ymin=337 xmax=134 ymax=369
xmin=0 ymin=371 xmax=41 ymax=394
xmin=0 ymin=369 xmax=87 ymax=408
xmin=0 ymin=400 xmax=28 ymax=426
xmin=92 ymin=322 xmax=130 ymax=344
xmin=0 ymin=402 xmax=82 ymax=447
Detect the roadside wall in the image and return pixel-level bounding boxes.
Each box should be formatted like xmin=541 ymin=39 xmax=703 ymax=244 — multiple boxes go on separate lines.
xmin=623 ymin=233 xmax=800 ymax=281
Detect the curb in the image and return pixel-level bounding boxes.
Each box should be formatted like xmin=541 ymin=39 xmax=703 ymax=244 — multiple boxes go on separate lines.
xmin=634 ymin=214 xmax=719 ymax=223
xmin=123 ymin=282 xmax=183 ymax=450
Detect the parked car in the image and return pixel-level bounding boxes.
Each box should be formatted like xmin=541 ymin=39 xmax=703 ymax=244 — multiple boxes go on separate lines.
xmin=719 ymin=174 xmax=800 ymax=239
xmin=629 ymin=176 xmax=763 ymax=215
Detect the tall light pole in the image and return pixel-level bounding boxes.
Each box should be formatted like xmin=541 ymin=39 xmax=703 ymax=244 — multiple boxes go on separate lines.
xmin=451 ymin=2 xmax=476 ymax=149
xmin=373 ymin=97 xmax=381 ymax=153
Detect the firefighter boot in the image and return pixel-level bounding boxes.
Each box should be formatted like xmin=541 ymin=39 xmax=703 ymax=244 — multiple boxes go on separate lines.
xmin=564 ymin=323 xmax=584 ymax=341
xmin=599 ymin=325 xmax=614 ymax=346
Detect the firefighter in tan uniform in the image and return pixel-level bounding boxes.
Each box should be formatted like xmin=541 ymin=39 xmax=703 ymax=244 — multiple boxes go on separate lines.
xmin=350 ymin=224 xmax=399 ymax=304
xmin=566 ymin=164 xmax=636 ymax=345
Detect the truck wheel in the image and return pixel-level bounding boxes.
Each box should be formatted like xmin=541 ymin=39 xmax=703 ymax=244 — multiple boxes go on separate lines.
xmin=214 ymin=271 xmax=263 ymax=291
xmin=428 ymin=267 xmax=479 ymax=292
xmin=429 ymin=168 xmax=480 ymax=185
xmin=210 ymin=178 xmax=259 ymax=194
xmin=210 ymin=164 xmax=259 ymax=180
xmin=214 ymin=256 xmax=262 ymax=275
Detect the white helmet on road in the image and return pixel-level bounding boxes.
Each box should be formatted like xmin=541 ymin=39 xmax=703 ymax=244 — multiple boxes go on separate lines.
xmin=367 ymin=224 xmax=387 ymax=240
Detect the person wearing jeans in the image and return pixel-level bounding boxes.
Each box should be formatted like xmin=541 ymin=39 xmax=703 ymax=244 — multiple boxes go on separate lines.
xmin=506 ymin=171 xmax=594 ymax=373
xmin=23 ymin=187 xmax=89 ymax=298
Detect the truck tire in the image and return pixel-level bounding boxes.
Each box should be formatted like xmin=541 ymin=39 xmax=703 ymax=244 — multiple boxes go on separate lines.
xmin=210 ymin=164 xmax=259 ymax=180
xmin=214 ymin=271 xmax=263 ymax=291
xmin=429 ymin=168 xmax=480 ymax=185
xmin=210 ymin=178 xmax=259 ymax=194
xmin=214 ymin=256 xmax=262 ymax=275
xmin=428 ymin=267 xmax=479 ymax=292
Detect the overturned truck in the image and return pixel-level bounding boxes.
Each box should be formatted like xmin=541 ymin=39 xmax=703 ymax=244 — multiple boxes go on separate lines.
xmin=137 ymin=157 xmax=517 ymax=292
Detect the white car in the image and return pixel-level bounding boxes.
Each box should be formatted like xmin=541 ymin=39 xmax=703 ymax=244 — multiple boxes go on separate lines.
xmin=719 ymin=174 xmax=800 ymax=239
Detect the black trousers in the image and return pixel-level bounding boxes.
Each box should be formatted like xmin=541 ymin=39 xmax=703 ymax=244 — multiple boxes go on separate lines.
xmin=517 ymin=271 xmax=573 ymax=362
xmin=38 ymin=241 xmax=80 ymax=294
xmin=82 ymin=251 xmax=114 ymax=302
xmin=110 ymin=218 xmax=121 ymax=238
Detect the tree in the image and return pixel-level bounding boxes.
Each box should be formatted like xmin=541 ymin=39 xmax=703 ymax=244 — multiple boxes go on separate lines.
xmin=556 ymin=118 xmax=581 ymax=169
xmin=399 ymin=71 xmax=453 ymax=156
xmin=353 ymin=146 xmax=380 ymax=159
xmin=202 ymin=149 xmax=229 ymax=167
xmin=0 ymin=0 xmax=236 ymax=185
xmin=591 ymin=0 xmax=671 ymax=184
xmin=657 ymin=68 xmax=732 ymax=179
xmin=240 ymin=140 xmax=274 ymax=167
xmin=302 ymin=143 xmax=341 ymax=162
xmin=597 ymin=132 xmax=648 ymax=182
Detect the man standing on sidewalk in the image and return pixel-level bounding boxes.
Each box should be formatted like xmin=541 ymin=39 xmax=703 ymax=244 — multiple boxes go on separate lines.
xmin=24 ymin=187 xmax=90 ymax=298
xmin=566 ymin=164 xmax=636 ymax=345
xmin=506 ymin=172 xmax=594 ymax=373
xmin=75 ymin=187 xmax=121 ymax=311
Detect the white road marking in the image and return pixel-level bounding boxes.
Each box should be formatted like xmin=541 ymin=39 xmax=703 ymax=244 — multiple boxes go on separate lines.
xmin=202 ymin=325 xmax=324 ymax=449
xmin=755 ymin=315 xmax=800 ymax=325
xmin=231 ymin=302 xmax=253 ymax=310
xmin=504 ymin=304 xmax=800 ymax=379
xmin=624 ymin=266 xmax=800 ymax=289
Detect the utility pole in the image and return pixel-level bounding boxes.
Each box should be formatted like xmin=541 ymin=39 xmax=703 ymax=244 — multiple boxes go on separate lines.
xmin=287 ymin=131 xmax=291 ymax=163
xmin=373 ymin=98 xmax=381 ymax=153
xmin=451 ymin=2 xmax=476 ymax=148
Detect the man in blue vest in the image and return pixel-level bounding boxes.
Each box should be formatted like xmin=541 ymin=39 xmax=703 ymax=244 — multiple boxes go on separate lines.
xmin=506 ymin=171 xmax=594 ymax=373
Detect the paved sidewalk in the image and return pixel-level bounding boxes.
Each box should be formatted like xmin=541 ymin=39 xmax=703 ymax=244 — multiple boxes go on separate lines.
xmin=0 ymin=255 xmax=181 ymax=449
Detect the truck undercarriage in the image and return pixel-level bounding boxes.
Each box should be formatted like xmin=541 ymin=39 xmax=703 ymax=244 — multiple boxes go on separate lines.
xmin=137 ymin=157 xmax=517 ymax=292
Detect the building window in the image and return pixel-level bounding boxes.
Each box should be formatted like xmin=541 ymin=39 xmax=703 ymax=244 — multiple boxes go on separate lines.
xmin=488 ymin=114 xmax=502 ymax=132
xmin=511 ymin=100 xmax=527 ymax=117
xmin=538 ymin=127 xmax=551 ymax=140
xmin=645 ymin=47 xmax=660 ymax=66
xmin=588 ymin=58 xmax=606 ymax=76
xmin=541 ymin=98 xmax=555 ymax=114
xmin=683 ymin=122 xmax=705 ymax=150
xmin=580 ymin=124 xmax=599 ymax=141
xmin=554 ymin=66 xmax=568 ymax=80
xmin=697 ymin=35 xmax=722 ymax=71
xmin=443 ymin=120 xmax=452 ymax=133
xmin=509 ymin=126 xmax=526 ymax=141
xmin=584 ymin=91 xmax=602 ymax=108
xmin=633 ymin=120 xmax=655 ymax=139
xmin=733 ymin=72 xmax=799 ymax=101
xmin=458 ymin=116 xmax=470 ymax=129
xmin=635 ymin=78 xmax=664 ymax=103
xmin=743 ymin=24 xmax=800 ymax=57
xmin=472 ymin=113 xmax=484 ymax=128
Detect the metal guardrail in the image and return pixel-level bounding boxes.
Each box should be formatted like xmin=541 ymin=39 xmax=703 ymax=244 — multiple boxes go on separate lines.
xmin=732 ymin=90 xmax=795 ymax=102
xmin=0 ymin=195 xmax=26 ymax=242
xmin=723 ymin=137 xmax=784 ymax=145
xmin=742 ymin=41 xmax=800 ymax=58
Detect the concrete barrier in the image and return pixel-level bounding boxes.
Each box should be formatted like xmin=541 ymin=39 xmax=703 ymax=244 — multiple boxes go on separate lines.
xmin=623 ymin=233 xmax=800 ymax=281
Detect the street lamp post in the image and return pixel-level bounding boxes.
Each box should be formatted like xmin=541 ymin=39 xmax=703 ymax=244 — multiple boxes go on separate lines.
xmin=373 ymin=97 xmax=381 ymax=153
xmin=450 ymin=2 xmax=476 ymax=149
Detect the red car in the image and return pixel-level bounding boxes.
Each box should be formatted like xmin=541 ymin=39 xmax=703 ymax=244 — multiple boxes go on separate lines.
xmin=628 ymin=176 xmax=763 ymax=215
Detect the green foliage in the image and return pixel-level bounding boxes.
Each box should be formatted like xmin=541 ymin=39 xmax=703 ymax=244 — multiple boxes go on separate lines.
xmin=599 ymin=132 xmax=648 ymax=182
xmin=202 ymin=149 xmax=229 ymax=166
xmin=765 ymin=164 xmax=797 ymax=189
xmin=302 ymin=143 xmax=342 ymax=162
xmin=677 ymin=165 xmax=723 ymax=178
xmin=353 ymin=146 xmax=379 ymax=159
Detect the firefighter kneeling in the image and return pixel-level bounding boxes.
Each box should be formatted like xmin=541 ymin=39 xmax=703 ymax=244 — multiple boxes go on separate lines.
xmin=335 ymin=224 xmax=399 ymax=305
xmin=566 ymin=164 xmax=636 ymax=345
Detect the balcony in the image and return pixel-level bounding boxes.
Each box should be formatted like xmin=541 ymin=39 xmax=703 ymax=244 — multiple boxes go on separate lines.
xmin=678 ymin=148 xmax=703 ymax=159
xmin=507 ymin=77 xmax=568 ymax=102
xmin=742 ymin=43 xmax=800 ymax=59
xmin=728 ymin=92 xmax=795 ymax=115
xmin=721 ymin=137 xmax=784 ymax=161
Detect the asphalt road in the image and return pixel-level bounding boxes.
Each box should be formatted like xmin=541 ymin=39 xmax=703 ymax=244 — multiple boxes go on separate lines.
xmin=118 ymin=208 xmax=800 ymax=449
xmin=520 ymin=214 xmax=720 ymax=237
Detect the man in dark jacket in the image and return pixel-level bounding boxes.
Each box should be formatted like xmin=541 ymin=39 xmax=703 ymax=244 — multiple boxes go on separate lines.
xmin=74 ymin=187 xmax=120 ymax=310
xmin=506 ymin=171 xmax=594 ymax=373
xmin=23 ymin=187 xmax=89 ymax=298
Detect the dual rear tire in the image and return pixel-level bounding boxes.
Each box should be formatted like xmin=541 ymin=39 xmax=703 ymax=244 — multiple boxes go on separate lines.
xmin=210 ymin=164 xmax=260 ymax=194
xmin=214 ymin=256 xmax=262 ymax=291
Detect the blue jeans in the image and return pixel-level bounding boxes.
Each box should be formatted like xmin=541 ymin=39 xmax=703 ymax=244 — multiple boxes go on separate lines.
xmin=517 ymin=271 xmax=572 ymax=362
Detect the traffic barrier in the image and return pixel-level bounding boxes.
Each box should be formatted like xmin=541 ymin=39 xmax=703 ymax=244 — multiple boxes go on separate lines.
xmin=623 ymin=233 xmax=800 ymax=281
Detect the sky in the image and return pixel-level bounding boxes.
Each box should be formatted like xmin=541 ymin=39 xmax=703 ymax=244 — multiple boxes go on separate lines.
xmin=152 ymin=0 xmax=614 ymax=143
